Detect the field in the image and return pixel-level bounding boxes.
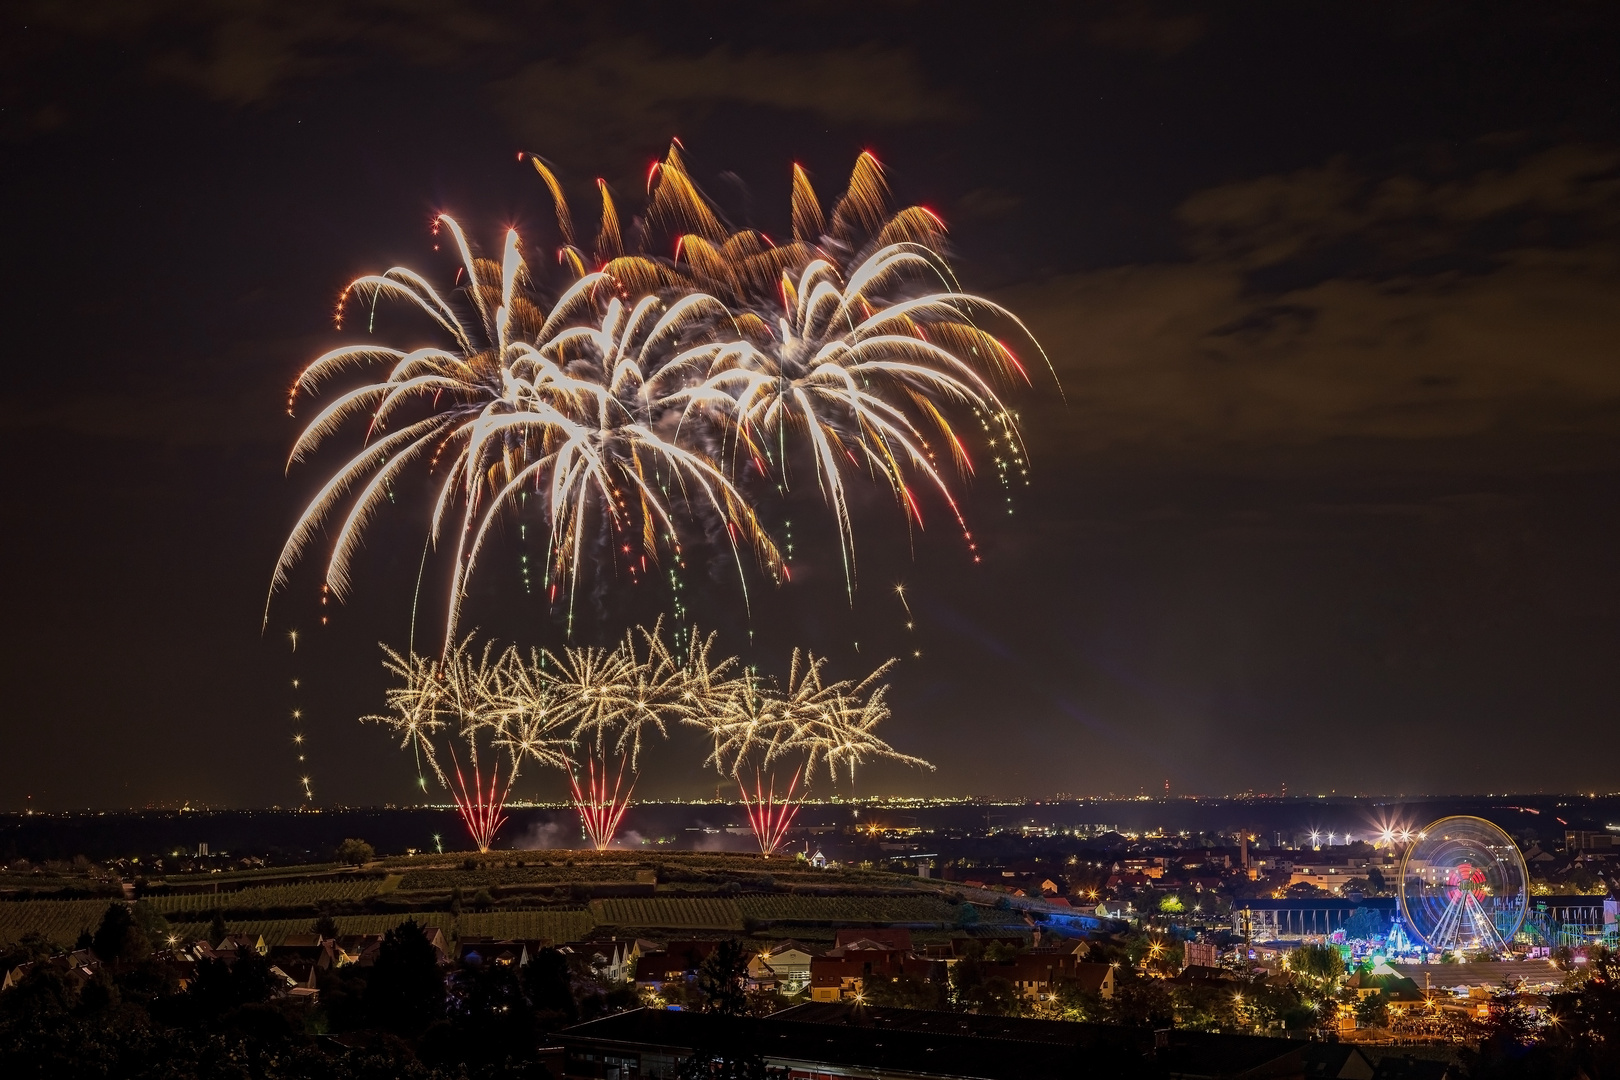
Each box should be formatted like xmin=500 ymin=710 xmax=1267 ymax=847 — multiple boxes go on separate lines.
xmin=163 ymin=913 xmax=455 ymax=948
xmin=0 ymin=899 xmax=119 ymax=947
xmin=141 ymin=880 xmax=383 ymax=914
xmin=0 ymin=852 xmax=1019 ymax=952
xmin=457 ymin=909 xmax=597 ymax=942
xmin=588 ymin=897 xmax=743 ymax=930
xmin=397 ymin=866 xmax=642 ymax=891
xmin=739 ymin=895 xmax=963 ymax=924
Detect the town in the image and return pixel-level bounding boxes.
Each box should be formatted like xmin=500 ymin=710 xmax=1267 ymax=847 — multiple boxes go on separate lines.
xmin=4 ymin=801 xmax=1619 ymax=1078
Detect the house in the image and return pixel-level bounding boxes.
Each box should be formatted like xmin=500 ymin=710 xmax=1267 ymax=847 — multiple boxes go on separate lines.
xmin=268 ymin=935 xmax=339 ymax=984
xmin=1344 ymin=965 xmax=1425 ymax=1015
xmin=459 ymin=937 xmax=548 ymax=967
xmin=979 ymin=953 xmax=1087 ymax=1004
xmin=750 ymin=941 xmax=817 ymax=994
xmin=1122 ymin=858 xmax=1165 ymax=880
xmin=634 ymin=940 xmax=716 ymax=989
xmin=834 ymin=928 xmax=912 ymax=951
xmin=286 ymin=963 xmax=320 ymax=1005
xmin=809 ymin=952 xmax=905 ymax=1001
xmin=215 ymin=932 xmax=268 ymax=957
xmin=745 ymin=951 xmax=776 ymax=990
xmin=2 ymin=953 xmax=101 ymax=994
xmin=809 ymin=944 xmax=915 ymax=1002
xmin=1065 ymin=961 xmax=1116 ymax=1000
xmin=332 ymin=934 xmax=384 ymax=967
xmin=808 ymin=931 xmax=947 ymax=1002
xmin=560 ymin=940 xmax=638 ymax=985
xmin=419 ymin=925 xmax=450 ymax=963
xmin=1171 ymin=965 xmax=1236 ymax=988
xmin=1105 ymin=872 xmax=1157 ymax=891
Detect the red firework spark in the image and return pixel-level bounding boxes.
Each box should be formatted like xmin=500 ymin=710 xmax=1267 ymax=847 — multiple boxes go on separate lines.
xmin=571 ymin=753 xmax=633 ymax=850
xmin=740 ymin=767 xmax=801 ymax=856
xmin=448 ymin=747 xmax=511 ymax=853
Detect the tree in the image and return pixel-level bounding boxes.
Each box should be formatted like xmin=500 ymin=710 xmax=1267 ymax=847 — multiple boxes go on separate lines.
xmin=1288 ymin=943 xmax=1345 ymax=988
xmin=189 ymin=949 xmax=275 ymax=1017
xmin=1341 ymin=907 xmax=1388 ymax=944
xmin=524 ymin=946 xmax=577 ymax=1024
xmin=131 ymin=901 xmax=170 ymax=950
xmin=950 ymin=953 xmax=1024 ymax=1016
xmin=1102 ymin=974 xmax=1174 ymax=1027
xmin=208 ymin=912 xmax=228 ymax=948
xmin=426 ymin=959 xmax=539 ymax=1073
xmin=337 ymin=838 xmax=375 ymax=866
xmin=697 ymin=940 xmax=750 ymax=1017
xmin=367 ymin=919 xmax=445 ymax=1032
xmin=6 ymin=931 xmax=55 ymax=965
xmin=863 ymin=972 xmax=948 ymax=1011
xmin=1354 ymin=991 xmax=1388 ymax=1029
xmin=675 ymin=1045 xmax=767 ymax=1080
xmin=313 ymin=913 xmax=340 ymax=940
xmin=91 ymin=903 xmax=147 ymax=965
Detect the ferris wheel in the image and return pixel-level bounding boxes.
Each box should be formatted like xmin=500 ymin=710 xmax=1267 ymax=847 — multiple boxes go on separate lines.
xmin=1398 ymin=816 xmax=1528 ymax=955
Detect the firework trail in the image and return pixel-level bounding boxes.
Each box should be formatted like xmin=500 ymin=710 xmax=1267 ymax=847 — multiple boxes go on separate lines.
xmin=365 ymin=637 xmax=566 ymax=851
xmin=269 ymin=212 xmax=782 ymax=649
xmin=739 ymin=766 xmax=802 ymax=858
xmin=293 ymin=146 xmax=1039 ymax=845
xmin=686 ymin=648 xmax=931 ymax=854
xmin=569 ymin=754 xmax=633 ymax=852
xmin=368 ymin=621 xmax=925 ymax=853
xmin=271 ymin=145 xmax=1048 ymax=646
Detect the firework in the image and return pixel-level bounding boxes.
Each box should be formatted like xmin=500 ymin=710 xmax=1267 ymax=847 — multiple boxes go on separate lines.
xmin=292 ymin=146 xmax=1039 ymax=845
xmin=739 ymin=766 xmax=802 ymax=857
xmin=271 ymin=145 xmax=1048 ymax=648
xmin=687 ymin=649 xmax=931 ymax=855
xmin=367 ymin=622 xmax=925 ymax=854
xmin=515 ymin=619 xmax=734 ymax=848
xmin=270 ymin=214 xmax=782 ymax=648
xmin=370 ymin=622 xmax=737 ymax=850
xmin=569 ymin=754 xmax=633 ymax=852
xmin=364 ymin=638 xmax=565 ymax=851
xmin=659 ymin=149 xmax=1050 ymax=591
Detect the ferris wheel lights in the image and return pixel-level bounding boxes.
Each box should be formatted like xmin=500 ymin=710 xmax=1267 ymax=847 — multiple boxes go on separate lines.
xmin=1399 ymin=816 xmax=1527 ymax=956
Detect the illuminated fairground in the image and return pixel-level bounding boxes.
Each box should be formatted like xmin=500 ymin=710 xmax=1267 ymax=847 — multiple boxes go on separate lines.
xmin=1230 ymin=815 xmax=1616 ymax=962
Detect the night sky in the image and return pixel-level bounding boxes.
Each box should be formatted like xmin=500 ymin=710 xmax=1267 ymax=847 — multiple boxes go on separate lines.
xmin=4 ymin=3 xmax=1618 ymax=810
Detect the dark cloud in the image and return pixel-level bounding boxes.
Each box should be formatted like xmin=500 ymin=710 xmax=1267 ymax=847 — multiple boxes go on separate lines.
xmin=10 ymin=2 xmax=951 ymax=166
xmin=1086 ymin=0 xmax=1206 ymax=58
xmin=492 ymin=40 xmax=955 ymax=170
xmin=1004 ymin=144 xmax=1620 ymax=461
xmin=20 ymin=0 xmax=504 ymax=104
